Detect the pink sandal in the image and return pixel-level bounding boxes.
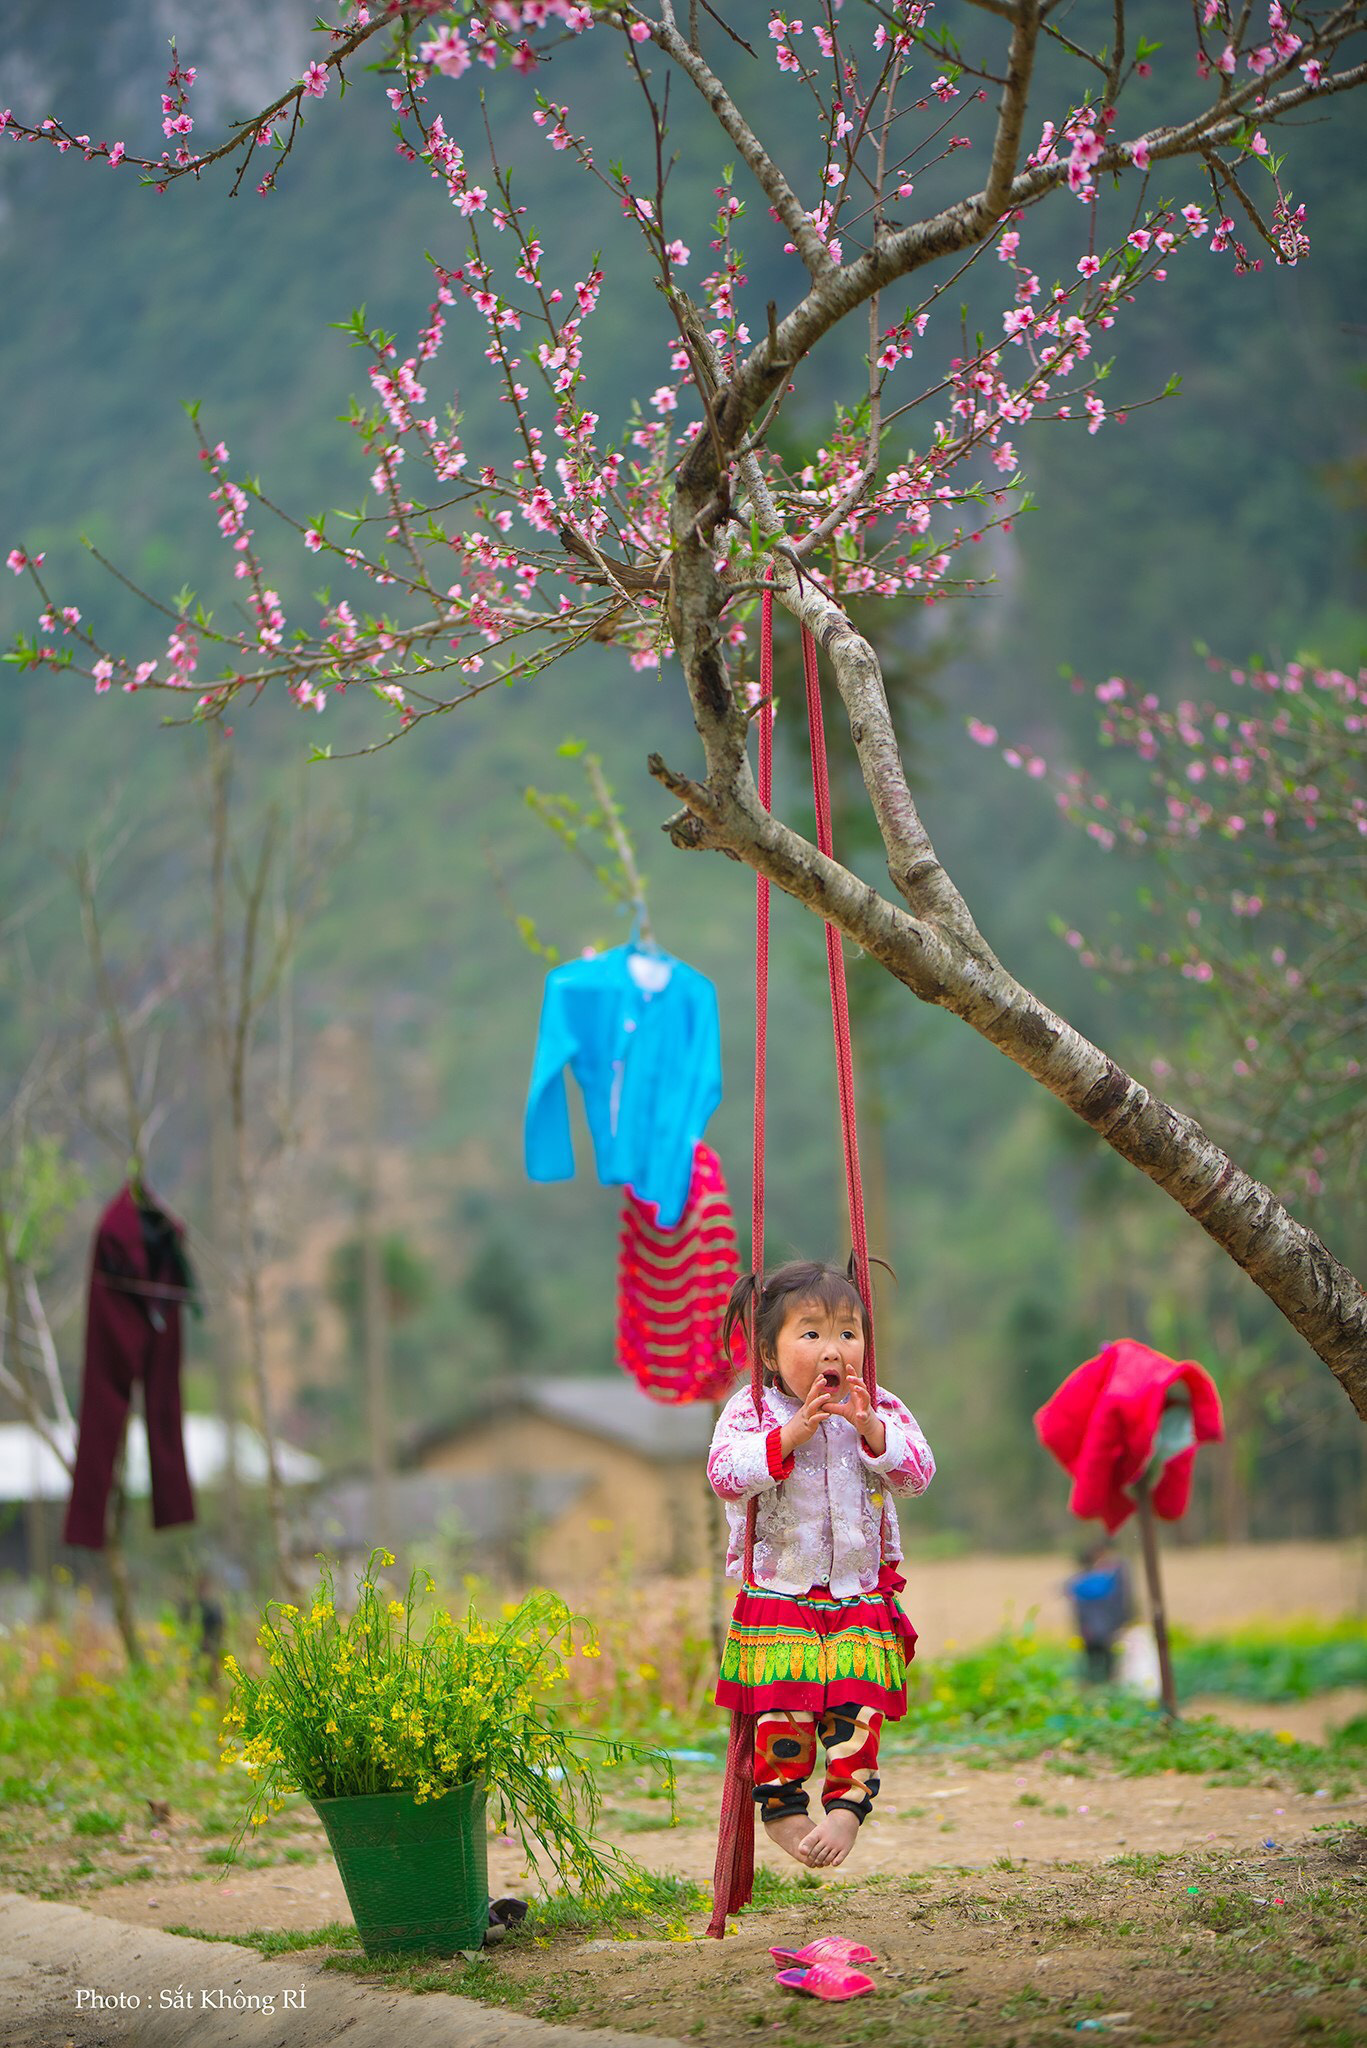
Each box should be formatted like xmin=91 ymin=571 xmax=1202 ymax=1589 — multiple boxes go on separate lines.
xmin=770 ymin=1936 xmax=878 ymax=1967
xmin=774 ymin=1963 xmax=875 ymax=2002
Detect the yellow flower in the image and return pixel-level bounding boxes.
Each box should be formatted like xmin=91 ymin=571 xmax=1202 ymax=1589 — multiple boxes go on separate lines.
xmin=580 ymin=1644 xmax=601 ymax=1660
xmin=325 ymin=1719 xmax=338 ymax=1735
xmin=388 ymin=1600 xmax=405 ymax=1618
xmin=637 ymin=1663 xmax=657 ymax=1681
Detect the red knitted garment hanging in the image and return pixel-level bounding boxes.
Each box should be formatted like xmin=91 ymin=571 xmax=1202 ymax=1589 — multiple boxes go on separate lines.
xmin=705 ymin=587 xmax=878 ymax=1939
xmin=617 ymin=1141 xmax=741 ymax=1404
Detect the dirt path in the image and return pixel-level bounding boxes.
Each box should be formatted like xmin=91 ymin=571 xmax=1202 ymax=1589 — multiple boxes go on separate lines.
xmin=36 ymin=1751 xmax=1367 ymax=2048
xmin=71 ymin=1732 xmax=1367 ymax=1941
xmin=487 ymin=1827 xmax=1367 ymax=2048
xmin=0 ymin=1892 xmax=682 ymax=2048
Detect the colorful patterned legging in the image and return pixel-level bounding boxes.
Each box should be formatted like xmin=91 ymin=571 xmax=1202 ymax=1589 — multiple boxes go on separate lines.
xmin=753 ymin=1704 xmax=883 ymax=1825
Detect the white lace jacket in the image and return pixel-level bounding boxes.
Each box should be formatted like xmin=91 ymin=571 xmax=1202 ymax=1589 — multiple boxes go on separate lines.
xmin=707 ymin=1383 xmax=935 ymax=1596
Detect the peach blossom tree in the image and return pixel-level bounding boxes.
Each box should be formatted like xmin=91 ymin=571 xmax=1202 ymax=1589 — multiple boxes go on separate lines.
xmin=6 ymin=0 xmax=1367 ymax=1401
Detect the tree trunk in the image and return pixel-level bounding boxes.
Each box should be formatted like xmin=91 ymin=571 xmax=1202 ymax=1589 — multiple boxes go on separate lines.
xmin=207 ymin=1077 xmax=244 ymax=1571
xmin=105 ymin=1467 xmax=144 ymax=1670
xmin=209 ymin=735 xmax=298 ymax=1598
xmin=231 ymin=1129 xmax=296 ymax=1596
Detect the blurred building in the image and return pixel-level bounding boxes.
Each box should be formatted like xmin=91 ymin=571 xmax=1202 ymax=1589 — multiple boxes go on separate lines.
xmin=300 ymin=1377 xmax=718 ymax=1584
xmin=0 ymin=1415 xmax=322 ymax=1577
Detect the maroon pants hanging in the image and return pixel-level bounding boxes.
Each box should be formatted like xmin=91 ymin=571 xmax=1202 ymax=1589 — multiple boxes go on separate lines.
xmin=63 ymin=1185 xmax=196 ymax=1549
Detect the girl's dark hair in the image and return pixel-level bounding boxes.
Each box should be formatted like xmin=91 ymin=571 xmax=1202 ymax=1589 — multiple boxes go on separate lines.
xmin=722 ymin=1257 xmax=881 ymax=1388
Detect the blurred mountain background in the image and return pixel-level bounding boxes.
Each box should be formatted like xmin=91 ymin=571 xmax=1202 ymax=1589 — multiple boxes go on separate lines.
xmin=0 ymin=0 xmax=1363 ymax=1552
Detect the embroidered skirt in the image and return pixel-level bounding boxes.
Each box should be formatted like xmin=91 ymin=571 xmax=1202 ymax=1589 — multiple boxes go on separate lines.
xmin=715 ymin=1564 xmax=917 ymax=1718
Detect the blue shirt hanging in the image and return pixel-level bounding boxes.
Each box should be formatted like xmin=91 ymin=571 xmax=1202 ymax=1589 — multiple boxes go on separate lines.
xmin=524 ymin=943 xmax=722 ymax=1229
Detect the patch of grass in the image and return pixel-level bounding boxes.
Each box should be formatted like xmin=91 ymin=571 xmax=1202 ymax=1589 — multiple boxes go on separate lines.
xmin=1111 ymin=1850 xmax=1179 ymax=1874
xmin=1170 ymin=1619 xmax=1367 ymax=1704
xmin=0 ymin=1609 xmax=230 ymax=1882
xmin=201 ymin=1845 xmax=281 ymax=1868
xmin=889 ymin=1623 xmax=1367 ymax=1792
xmin=518 ymin=1867 xmax=709 ymax=1937
xmin=319 ymin=1948 xmax=532 ymax=2005
xmin=70 ymin=1807 xmax=124 ymax=1837
xmin=751 ymin=1865 xmax=825 ymax=1905
xmin=1000 ymin=1985 xmax=1051 ymax=2019
xmin=165 ymin=1921 xmax=360 ymax=1956
xmin=1192 ymin=1890 xmax=1262 ymax=1934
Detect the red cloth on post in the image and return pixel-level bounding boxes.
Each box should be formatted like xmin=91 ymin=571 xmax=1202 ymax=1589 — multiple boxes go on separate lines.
xmin=63 ymin=1184 xmax=196 ymax=1549
xmin=1034 ymin=1338 xmax=1223 ymax=1532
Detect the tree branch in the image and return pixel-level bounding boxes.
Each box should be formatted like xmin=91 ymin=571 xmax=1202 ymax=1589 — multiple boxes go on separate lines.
xmin=653 ymin=4 xmax=838 ymax=280
xmin=648 ymin=735 xmax=1367 ymax=1400
xmin=984 ymin=0 xmax=1042 ymax=217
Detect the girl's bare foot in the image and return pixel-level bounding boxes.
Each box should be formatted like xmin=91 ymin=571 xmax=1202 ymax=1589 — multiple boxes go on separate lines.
xmin=797 ymin=1806 xmax=861 ymax=1867
xmin=763 ymin=1812 xmax=816 ymax=1864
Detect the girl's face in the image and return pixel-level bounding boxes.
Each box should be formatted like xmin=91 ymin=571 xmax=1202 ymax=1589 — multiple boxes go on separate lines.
xmin=768 ymin=1297 xmax=865 ymax=1403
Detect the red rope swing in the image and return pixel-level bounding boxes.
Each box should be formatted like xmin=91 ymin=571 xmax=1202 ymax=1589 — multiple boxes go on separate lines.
xmin=705 ymin=586 xmax=879 ymax=1939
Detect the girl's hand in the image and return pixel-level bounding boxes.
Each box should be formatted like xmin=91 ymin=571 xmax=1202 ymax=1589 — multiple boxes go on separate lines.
xmin=780 ymin=1379 xmax=837 ymax=1456
xmin=825 ymin=1370 xmax=887 ymax=1455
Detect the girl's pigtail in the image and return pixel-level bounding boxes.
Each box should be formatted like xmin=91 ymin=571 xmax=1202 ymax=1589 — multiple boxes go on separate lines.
xmin=846 ymin=1249 xmax=896 ymax=1327
xmin=721 ymin=1272 xmax=759 ymax=1360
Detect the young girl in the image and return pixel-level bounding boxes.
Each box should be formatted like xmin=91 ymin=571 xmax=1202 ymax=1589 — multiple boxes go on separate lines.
xmin=707 ymin=1259 xmax=934 ymax=1870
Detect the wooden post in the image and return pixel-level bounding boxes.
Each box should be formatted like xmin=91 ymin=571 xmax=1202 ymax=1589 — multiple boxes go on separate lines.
xmin=359 ymin=1014 xmax=393 ymax=1549
xmin=1134 ymin=1475 xmax=1178 ymax=1720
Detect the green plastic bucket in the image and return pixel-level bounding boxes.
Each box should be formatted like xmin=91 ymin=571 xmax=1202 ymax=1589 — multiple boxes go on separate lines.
xmin=312 ymin=1779 xmax=488 ymax=1956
